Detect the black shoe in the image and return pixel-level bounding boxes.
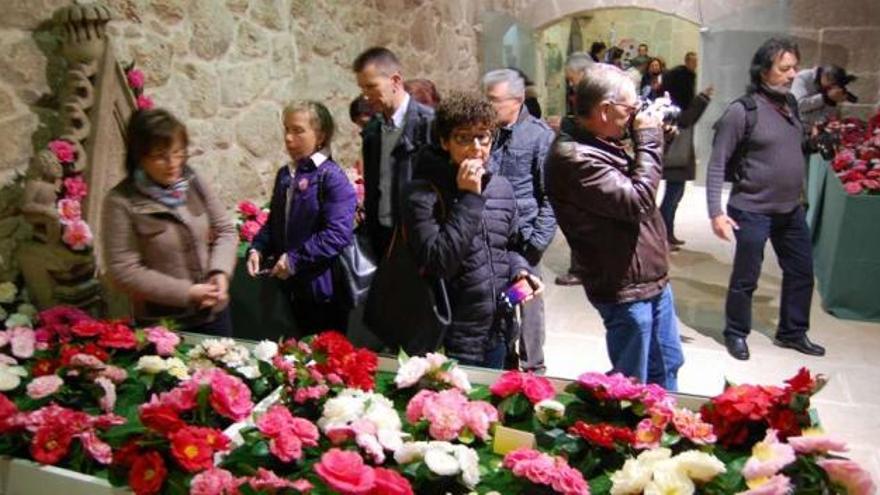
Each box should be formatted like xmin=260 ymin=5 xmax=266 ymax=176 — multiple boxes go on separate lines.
xmin=669 ymin=236 xmax=686 ymax=246
xmin=774 ymin=335 xmax=826 ymax=356
xmin=669 ymin=244 xmax=681 ymax=252
xmin=724 ymin=336 xmax=750 ymax=360
xmin=555 ymin=272 xmax=582 ymax=286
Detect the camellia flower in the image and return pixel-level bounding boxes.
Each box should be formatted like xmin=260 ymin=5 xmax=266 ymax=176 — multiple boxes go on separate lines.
xmin=253 ymin=340 xmax=279 ymax=362
xmin=611 ymin=457 xmax=653 ymax=495
xmin=742 ymin=429 xmax=796 ymax=481
xmin=643 ymin=462 xmax=695 ymax=495
xmin=394 ymin=441 xmax=481 ymax=489
xmin=315 ymin=448 xmax=376 ymax=494
xmin=190 ymin=467 xmax=239 ymax=495
xmin=672 ymin=408 xmax=717 ymax=445
xmin=739 ymin=474 xmax=792 ymax=495
xmin=137 ymin=94 xmax=154 ymax=110
xmin=144 ymin=326 xmax=180 ymax=356
xmin=62 ymin=220 xmax=93 ymax=251
xmin=128 ymin=450 xmax=167 ymax=495
xmin=136 ymin=355 xmax=168 ymax=374
xmin=57 ymin=198 xmax=82 ymax=223
xmin=48 ymin=139 xmax=76 ymax=164
xmin=63 ymin=176 xmax=88 ymax=201
xmin=672 ymin=450 xmax=726 ymax=482
xmin=127 ymin=68 xmax=145 ymax=89
xmin=534 ymin=399 xmax=565 ymax=425
xmin=237 ymin=200 xmax=261 ymax=218
xmin=816 ymin=459 xmax=876 ymax=495
xmin=95 ymin=376 xmax=116 ymax=413
xmin=209 ymin=369 xmax=253 ymax=421
xmin=26 ymin=375 xmax=64 ymax=399
xmin=239 ymin=220 xmax=262 ymax=242
xmin=786 ymin=427 xmax=848 ymax=454
xmin=9 ymin=327 xmax=36 ymax=358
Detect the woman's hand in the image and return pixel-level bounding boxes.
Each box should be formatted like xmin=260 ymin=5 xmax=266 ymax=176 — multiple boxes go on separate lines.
xmin=247 ymin=250 xmax=261 ymax=277
xmin=457 ymin=159 xmax=485 ymax=195
xmin=209 ymin=272 xmax=229 ymax=308
xmin=270 ymin=253 xmax=291 ymax=279
xmin=514 ymin=270 xmax=545 ymax=302
xmin=188 ymin=283 xmax=220 ymax=309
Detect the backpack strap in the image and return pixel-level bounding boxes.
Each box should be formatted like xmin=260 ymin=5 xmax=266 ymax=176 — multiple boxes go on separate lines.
xmin=717 ymin=94 xmax=758 ymax=182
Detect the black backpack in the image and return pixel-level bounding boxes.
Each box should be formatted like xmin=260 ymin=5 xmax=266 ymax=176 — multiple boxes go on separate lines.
xmin=715 ymin=92 xmax=801 ymax=182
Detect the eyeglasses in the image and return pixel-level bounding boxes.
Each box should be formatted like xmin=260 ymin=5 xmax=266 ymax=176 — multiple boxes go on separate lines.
xmin=607 ymin=100 xmax=641 ymax=115
xmin=450 ymin=132 xmax=494 ymax=147
xmin=145 ymin=149 xmax=188 ymax=163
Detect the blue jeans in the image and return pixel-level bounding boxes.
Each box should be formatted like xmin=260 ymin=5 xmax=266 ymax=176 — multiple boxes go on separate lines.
xmin=592 ymin=285 xmax=684 ymax=391
xmin=725 ymin=205 xmax=813 ymax=340
xmin=659 ymin=181 xmax=686 ymax=239
xmin=456 ymin=340 xmax=507 ymax=370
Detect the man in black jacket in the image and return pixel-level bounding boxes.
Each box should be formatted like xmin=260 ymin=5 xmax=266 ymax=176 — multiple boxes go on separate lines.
xmin=483 ymin=69 xmax=556 ymax=373
xmin=546 ymin=63 xmax=684 ymax=390
xmin=405 ymin=92 xmax=543 ymax=368
xmin=353 ymin=47 xmax=435 ymax=256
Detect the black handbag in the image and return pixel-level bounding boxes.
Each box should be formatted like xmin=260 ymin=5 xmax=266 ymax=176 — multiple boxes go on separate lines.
xmin=364 ymin=185 xmax=451 ymax=355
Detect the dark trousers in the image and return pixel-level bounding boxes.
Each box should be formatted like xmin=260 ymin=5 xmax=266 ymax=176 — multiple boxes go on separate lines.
xmin=184 ymin=306 xmax=233 ymax=337
xmin=725 ymin=205 xmax=814 ymax=340
xmin=659 ymin=181 xmax=686 ymax=239
xmin=291 ymin=298 xmax=350 ymax=337
xmin=369 ymin=224 xmax=394 ymax=259
xmin=518 ymin=262 xmax=545 ymax=372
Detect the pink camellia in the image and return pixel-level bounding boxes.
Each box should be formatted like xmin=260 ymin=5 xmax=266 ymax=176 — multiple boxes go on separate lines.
xmin=369 ymin=467 xmax=413 ymax=495
xmin=490 ymin=370 xmax=523 ymax=398
xmin=63 ymin=176 xmax=88 ymax=201
xmin=462 ymin=400 xmax=499 ymax=441
xmin=844 ymin=181 xmax=864 ymax=195
xmin=26 ymin=375 xmax=64 ymax=399
xmin=10 ymin=327 xmax=36 ymax=359
xmin=77 ymin=430 xmax=113 ymax=464
xmin=293 ymin=384 xmax=329 ymax=404
xmin=552 ymin=463 xmax=591 ymax=495
xmin=315 ymin=448 xmax=376 ymax=494
xmin=269 ymin=428 xmax=303 ymax=462
xmin=405 ymin=389 xmax=434 ymax=423
xmin=576 ymin=372 xmax=644 ymax=401
xmin=48 ymin=139 xmax=76 ymax=163
xmin=98 ymin=365 xmax=128 ymax=384
xmin=256 ymin=210 xmax=269 ymax=225
xmin=144 ymin=326 xmax=180 ymax=356
xmin=787 ymin=430 xmax=848 ymax=454
xmin=137 ymin=94 xmax=154 ymax=110
xmin=240 ymin=220 xmax=262 ymax=242
xmin=209 ymin=370 xmax=253 ymax=421
xmin=246 ymin=468 xmax=303 ymax=492
xmin=57 ymin=199 xmax=82 ymax=223
xmin=816 ymin=459 xmax=876 ymax=495
xmin=126 ymin=68 xmax=145 ymax=90
xmin=237 ymin=200 xmax=261 ymax=218
xmin=742 ymin=430 xmax=797 ymax=481
xmin=257 ymin=405 xmax=295 ymax=437
xmin=738 ymin=474 xmax=792 ymax=495
xmin=521 ymin=374 xmax=556 ymax=404
xmin=94 ymin=376 xmax=116 ymax=413
xmin=190 ymin=467 xmax=240 ymax=495
xmin=62 ymin=220 xmax=93 ymax=251
xmin=289 ymin=416 xmax=320 ymax=446
xmin=672 ymin=407 xmax=717 ymax=445
xmin=634 ymin=418 xmax=663 ymax=449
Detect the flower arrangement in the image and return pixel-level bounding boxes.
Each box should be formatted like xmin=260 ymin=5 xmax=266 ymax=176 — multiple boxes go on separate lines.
xmin=124 ymin=64 xmax=154 ymax=110
xmin=234 ymin=200 xmax=269 ymax=256
xmin=47 ymin=139 xmax=93 ymax=251
xmin=821 ymin=113 xmax=880 ymax=194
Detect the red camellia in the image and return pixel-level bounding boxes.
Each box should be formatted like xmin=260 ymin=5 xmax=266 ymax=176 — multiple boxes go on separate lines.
xmin=129 ymin=451 xmax=167 ymax=495
xmin=97 ymin=322 xmax=137 ymax=349
xmin=0 ymin=393 xmax=19 ymax=433
xmin=315 ymin=448 xmax=376 ymax=494
xmin=169 ymin=426 xmax=223 ymax=472
xmin=140 ymin=403 xmax=185 ymax=435
xmin=31 ymin=359 xmax=58 ymax=377
xmin=70 ymin=320 xmax=107 ymax=338
xmin=30 ymin=425 xmax=73 ymax=465
xmin=490 ymin=370 xmax=524 ymax=398
xmin=785 ymin=367 xmax=816 ymax=395
xmin=369 ymin=468 xmax=413 ymax=495
xmin=521 ymin=374 xmax=556 ymax=404
xmin=568 ymin=421 xmax=636 ymax=449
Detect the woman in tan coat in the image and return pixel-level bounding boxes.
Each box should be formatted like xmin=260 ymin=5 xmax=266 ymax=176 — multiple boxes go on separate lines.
xmin=102 ymin=109 xmax=237 ymax=335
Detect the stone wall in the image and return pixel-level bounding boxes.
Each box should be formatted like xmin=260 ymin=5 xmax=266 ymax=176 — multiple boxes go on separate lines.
xmin=0 ymin=0 xmax=522 ymax=207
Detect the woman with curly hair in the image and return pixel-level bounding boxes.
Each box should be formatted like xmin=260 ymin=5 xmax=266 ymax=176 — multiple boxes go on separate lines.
xmin=403 ymin=91 xmax=544 ymax=368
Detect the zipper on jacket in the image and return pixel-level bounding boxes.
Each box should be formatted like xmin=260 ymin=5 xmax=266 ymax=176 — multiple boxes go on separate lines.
xmin=481 ymin=219 xmax=498 ymax=303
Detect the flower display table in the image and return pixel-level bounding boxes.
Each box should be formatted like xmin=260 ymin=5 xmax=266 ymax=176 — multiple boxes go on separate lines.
xmin=808 ymin=155 xmax=880 ymax=322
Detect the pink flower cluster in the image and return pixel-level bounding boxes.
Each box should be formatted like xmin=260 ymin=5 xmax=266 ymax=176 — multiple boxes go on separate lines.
xmin=315 ymin=448 xmax=413 ymax=495
xmin=503 ymin=447 xmax=590 ymax=495
xmin=26 ymin=375 xmax=63 ymax=399
xmin=191 ymin=467 xmax=314 ymax=495
xmin=406 ymin=388 xmax=498 ymax=441
xmin=635 ymin=406 xmax=716 ymax=449
xmin=490 ymin=370 xmax=556 ymax=404
xmin=142 ymin=368 xmax=253 ymax=422
xmin=236 ymin=200 xmax=268 ymax=243
xmin=256 ymin=405 xmax=319 ymax=463
xmin=0 ymin=326 xmax=36 ymax=358
xmin=126 ymin=68 xmax=145 ymax=89
xmin=576 ymin=372 xmax=670 ymax=404
xmin=48 ymin=139 xmax=76 ymax=164
xmin=144 ymin=326 xmax=180 ymax=356
xmin=817 ymin=459 xmax=876 ymax=495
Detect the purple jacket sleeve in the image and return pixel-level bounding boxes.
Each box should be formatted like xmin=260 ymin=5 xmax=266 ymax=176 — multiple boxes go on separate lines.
xmin=287 ymin=167 xmax=356 ymax=274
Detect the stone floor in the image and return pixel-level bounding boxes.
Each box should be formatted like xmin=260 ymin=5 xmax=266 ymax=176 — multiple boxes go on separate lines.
xmin=538 ymin=184 xmax=880 ymax=483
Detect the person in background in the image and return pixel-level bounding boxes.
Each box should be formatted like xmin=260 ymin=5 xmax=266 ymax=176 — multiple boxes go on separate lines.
xmin=553 ymin=52 xmax=593 ymax=287
xmin=484 ymin=69 xmax=557 ymax=373
xmin=508 ymin=67 xmax=543 ymax=119
xmin=247 ymin=101 xmax=357 ymax=335
xmin=546 ymin=63 xmax=684 ymax=390
xmin=606 ymin=46 xmax=625 ymax=68
xmin=404 ymin=78 xmax=442 ymax=109
xmin=353 ymin=47 xmax=435 ymax=257
xmin=404 ymin=91 xmax=543 ymax=369
xmin=640 ymin=57 xmax=666 ymax=100
xmin=706 ymin=38 xmax=825 ymax=361
xmin=659 ymin=52 xmax=713 ymax=250
xmin=349 ymin=95 xmax=374 ymax=212
xmin=103 ymin=109 xmax=237 ymax=336
xmin=792 ymin=64 xmax=856 ymax=128
xmin=589 ymin=41 xmax=607 ymax=63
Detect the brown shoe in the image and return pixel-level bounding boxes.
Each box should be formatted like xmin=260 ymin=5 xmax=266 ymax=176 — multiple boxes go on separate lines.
xmin=669 ymin=236 xmax=685 ymax=246
xmin=555 ymin=272 xmax=582 ymax=286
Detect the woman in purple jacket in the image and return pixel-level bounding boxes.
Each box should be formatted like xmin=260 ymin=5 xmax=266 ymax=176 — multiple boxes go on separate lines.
xmin=247 ymin=101 xmax=357 ymax=334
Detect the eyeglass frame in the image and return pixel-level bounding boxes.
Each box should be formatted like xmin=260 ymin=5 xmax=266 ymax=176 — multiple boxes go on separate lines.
xmin=449 ymin=129 xmax=496 ymax=147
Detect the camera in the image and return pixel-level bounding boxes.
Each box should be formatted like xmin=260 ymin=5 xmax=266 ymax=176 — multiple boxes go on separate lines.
xmin=638 ymin=94 xmax=681 ymax=125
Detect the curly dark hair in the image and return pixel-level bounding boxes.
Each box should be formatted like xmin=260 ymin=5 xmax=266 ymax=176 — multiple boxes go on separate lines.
xmin=434 ymin=91 xmax=497 ymax=141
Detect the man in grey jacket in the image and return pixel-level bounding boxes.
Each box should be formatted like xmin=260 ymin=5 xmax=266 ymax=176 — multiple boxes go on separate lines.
xmin=791 ymin=65 xmax=856 ymax=128
xmin=707 ymin=38 xmax=825 ymax=361
xmin=484 ymin=69 xmax=557 ymax=373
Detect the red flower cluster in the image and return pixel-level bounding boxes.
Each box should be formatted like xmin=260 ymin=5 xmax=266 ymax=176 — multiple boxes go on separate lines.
xmin=169 ymin=426 xmax=230 ymax=472
xmin=315 ymin=448 xmax=413 ymax=495
xmin=823 ymin=114 xmax=880 ymax=195
xmin=700 ymin=368 xmax=823 ymax=448
xmin=568 ymin=421 xmax=636 ymax=449
xmin=36 ymin=305 xmax=92 ymax=344
xmin=311 ymin=331 xmax=378 ymax=390
xmin=490 ymin=370 xmax=556 ymax=404
xmin=236 ymin=200 xmax=269 ymax=243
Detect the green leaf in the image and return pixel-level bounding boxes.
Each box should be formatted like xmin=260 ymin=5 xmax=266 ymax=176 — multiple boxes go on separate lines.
xmin=703 ymin=455 xmax=748 ymax=494
xmin=589 ymin=473 xmax=613 ymax=495
xmin=468 ymin=385 xmax=491 ymax=402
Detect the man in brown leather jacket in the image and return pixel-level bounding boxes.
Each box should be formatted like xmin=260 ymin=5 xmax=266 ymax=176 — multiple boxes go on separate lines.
xmin=546 ymin=63 xmax=684 ymax=391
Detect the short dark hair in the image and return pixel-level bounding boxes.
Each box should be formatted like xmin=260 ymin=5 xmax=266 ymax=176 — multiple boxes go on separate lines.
xmin=749 ymin=37 xmax=800 ymax=90
xmin=589 ymin=41 xmax=607 ymax=56
xmin=124 ymin=108 xmax=188 ymax=178
xmin=639 ymin=43 xmax=648 ymax=49
xmin=434 ymin=91 xmax=497 ymax=141
xmin=405 ymin=79 xmax=441 ymax=108
xmin=349 ymin=96 xmax=373 ymax=123
xmin=608 ymin=47 xmax=624 ymax=62
xmin=352 ymin=46 xmax=401 ymax=75
xmin=685 ymin=51 xmax=697 ymax=59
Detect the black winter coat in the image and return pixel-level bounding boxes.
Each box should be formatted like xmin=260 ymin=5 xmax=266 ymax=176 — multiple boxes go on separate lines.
xmin=403 ymin=147 xmax=530 ymax=363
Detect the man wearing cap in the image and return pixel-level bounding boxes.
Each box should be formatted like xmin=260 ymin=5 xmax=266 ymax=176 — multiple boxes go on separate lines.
xmin=792 ymin=64 xmax=857 ymax=128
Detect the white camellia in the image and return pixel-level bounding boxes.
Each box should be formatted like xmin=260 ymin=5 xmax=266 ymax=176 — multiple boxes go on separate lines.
xmin=253 ymin=340 xmax=279 ymax=362
xmin=393 ymin=442 xmax=429 ymax=464
xmin=0 ymin=364 xmax=27 ymax=391
xmin=611 ymin=458 xmax=654 ymax=495
xmin=534 ymin=399 xmax=566 ymax=424
xmin=424 ymin=447 xmax=461 ymax=476
xmin=394 ymin=356 xmax=430 ymax=388
xmin=164 ymin=357 xmax=190 ymax=380
xmin=136 ymin=355 xmax=168 ymax=374
xmin=673 ymin=451 xmax=726 ymax=482
xmin=236 ymin=365 xmax=261 ymax=379
xmin=454 ymin=444 xmax=481 ymax=488
xmin=644 ymin=461 xmax=696 ymax=495
xmin=446 ymin=366 xmax=472 ymax=392
xmin=318 ymin=389 xmax=367 ymax=431
xmin=637 ymin=447 xmax=673 ymax=469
